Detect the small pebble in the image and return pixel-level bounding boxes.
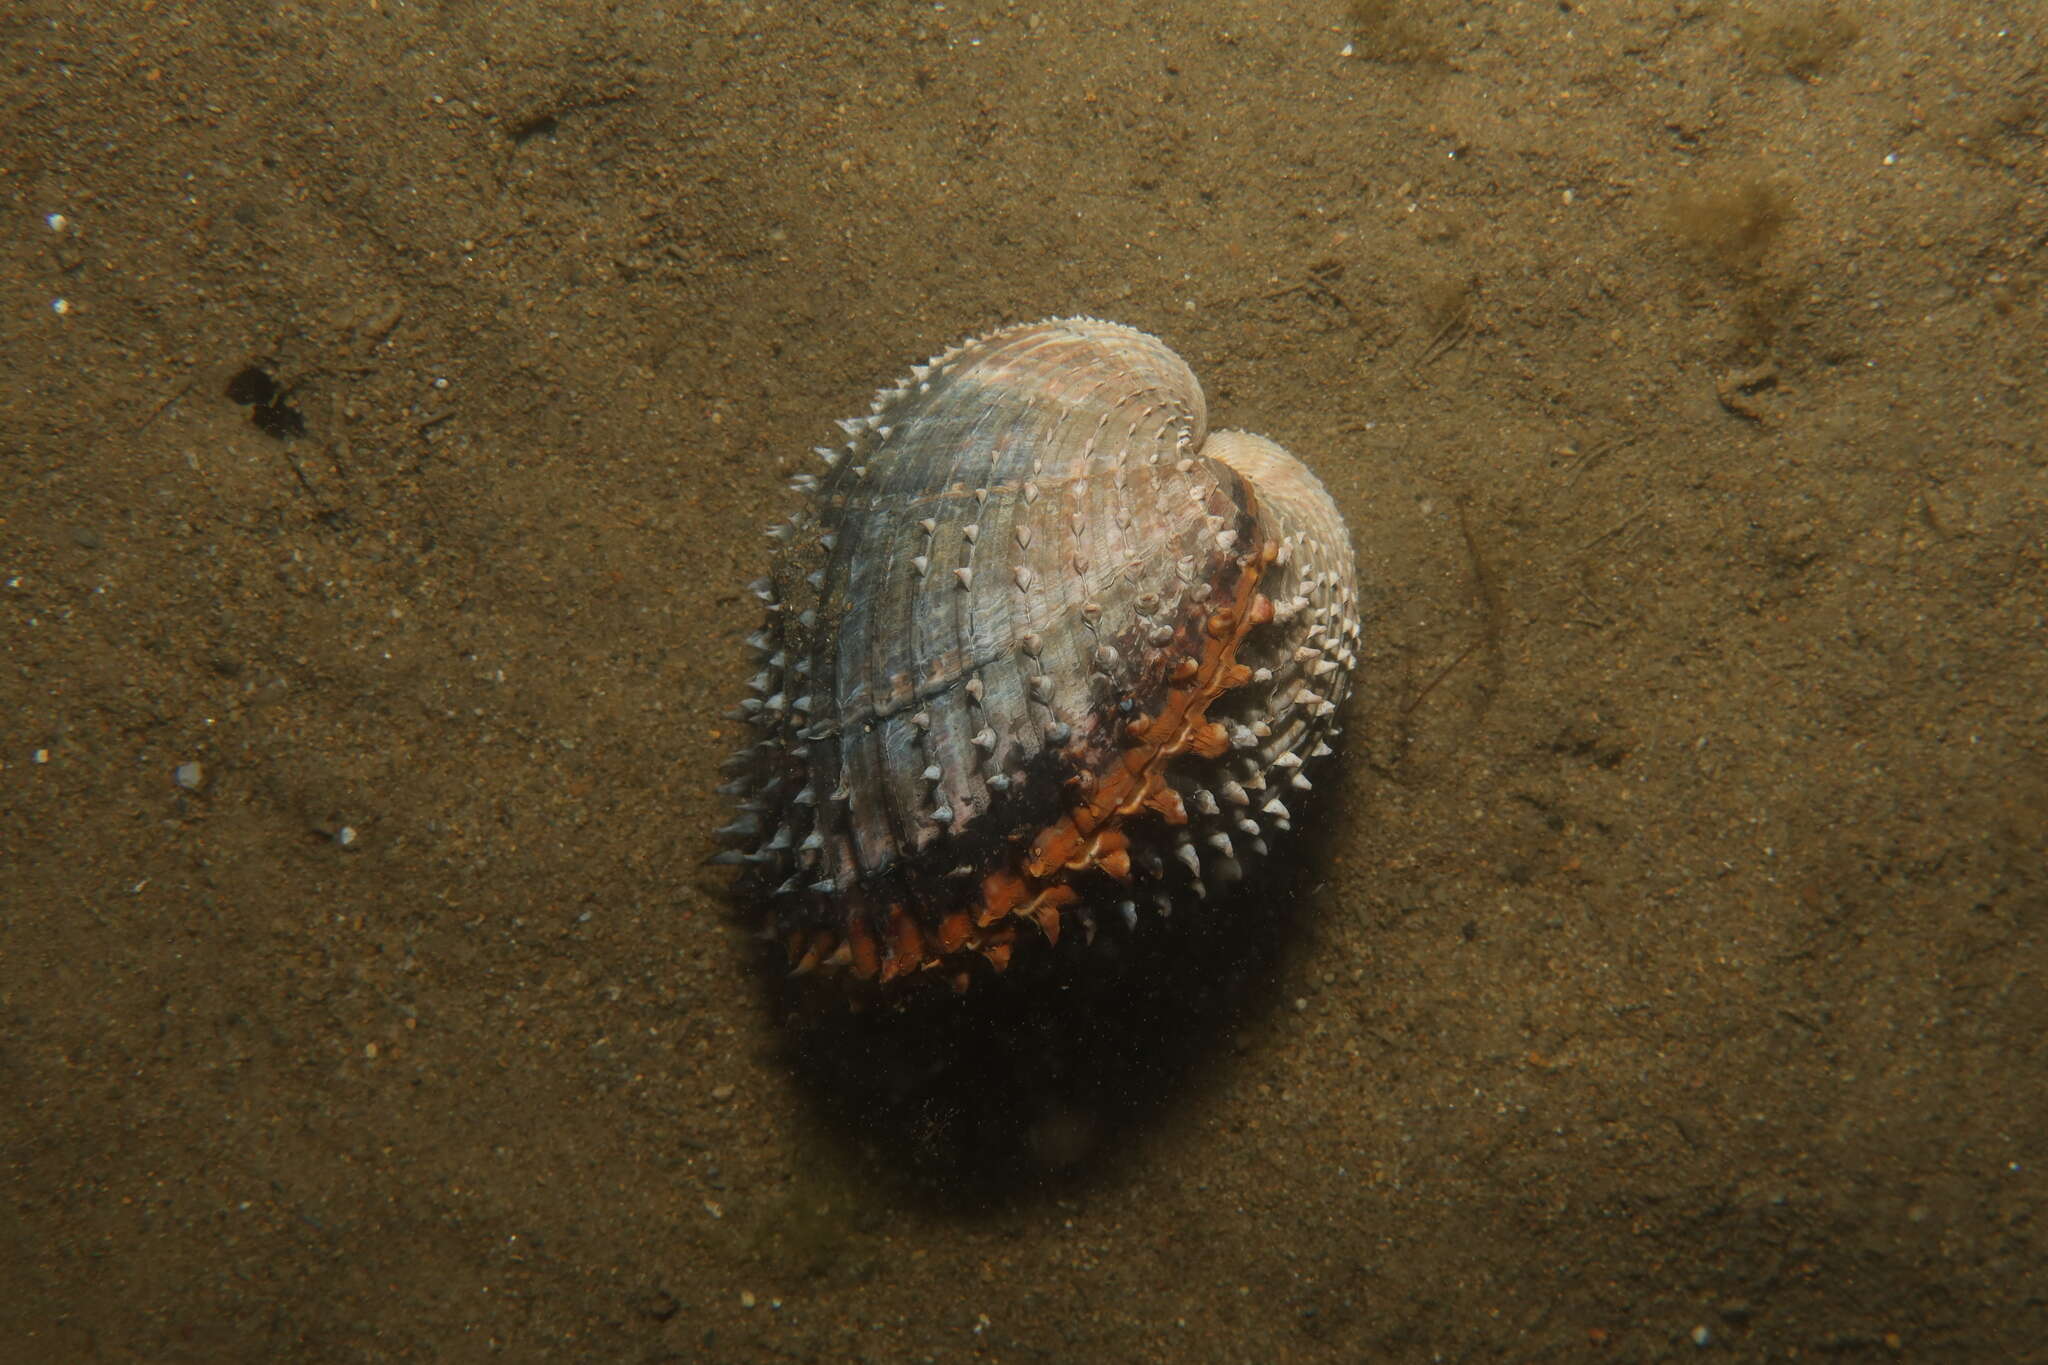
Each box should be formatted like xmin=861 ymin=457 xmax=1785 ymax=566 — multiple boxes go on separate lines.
xmin=33 ymin=749 xmax=49 ymax=764
xmin=739 ymin=1290 xmax=757 ymax=1309
xmin=711 ymin=1083 xmax=736 ymax=1102
xmin=173 ymin=761 xmax=204 ymax=791
xmin=1691 ymin=1324 xmax=1711 ymax=1347
xmin=334 ymin=825 xmax=359 ymax=849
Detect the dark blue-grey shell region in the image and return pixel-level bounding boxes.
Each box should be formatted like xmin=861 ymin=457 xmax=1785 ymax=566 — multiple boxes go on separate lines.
xmin=720 ymin=317 xmax=1360 ymax=985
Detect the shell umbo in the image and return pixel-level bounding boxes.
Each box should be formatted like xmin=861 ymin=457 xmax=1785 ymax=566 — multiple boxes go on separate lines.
xmin=717 ymin=318 xmax=1358 ymax=993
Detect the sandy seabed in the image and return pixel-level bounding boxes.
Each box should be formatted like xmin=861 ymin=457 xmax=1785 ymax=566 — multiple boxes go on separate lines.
xmin=3 ymin=3 xmax=2044 ymax=1361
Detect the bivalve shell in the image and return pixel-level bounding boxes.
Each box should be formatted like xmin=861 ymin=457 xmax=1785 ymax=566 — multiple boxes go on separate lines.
xmin=718 ymin=317 xmax=1358 ymax=994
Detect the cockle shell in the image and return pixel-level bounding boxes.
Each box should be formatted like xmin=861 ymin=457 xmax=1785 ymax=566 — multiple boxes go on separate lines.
xmin=718 ymin=317 xmax=1358 ymax=993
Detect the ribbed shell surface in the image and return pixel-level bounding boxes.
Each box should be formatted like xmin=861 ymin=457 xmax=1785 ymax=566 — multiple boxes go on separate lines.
xmin=721 ymin=318 xmax=1359 ymax=992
